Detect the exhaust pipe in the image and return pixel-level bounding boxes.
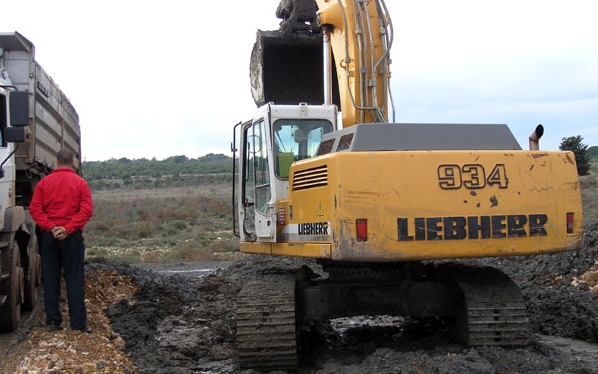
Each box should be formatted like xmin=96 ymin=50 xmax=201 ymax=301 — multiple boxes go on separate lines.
xmin=529 ymin=124 xmax=544 ymax=150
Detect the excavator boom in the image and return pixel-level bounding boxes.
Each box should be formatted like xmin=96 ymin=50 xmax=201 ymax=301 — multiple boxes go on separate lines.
xmin=316 ymin=0 xmax=392 ymax=124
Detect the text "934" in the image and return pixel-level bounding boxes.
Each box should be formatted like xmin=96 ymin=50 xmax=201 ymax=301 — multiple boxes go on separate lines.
xmin=438 ymin=164 xmax=508 ymax=190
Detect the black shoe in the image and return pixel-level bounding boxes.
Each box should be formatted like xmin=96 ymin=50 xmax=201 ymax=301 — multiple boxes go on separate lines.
xmin=72 ymin=326 xmax=92 ymax=334
xmin=49 ymin=321 xmax=63 ymax=331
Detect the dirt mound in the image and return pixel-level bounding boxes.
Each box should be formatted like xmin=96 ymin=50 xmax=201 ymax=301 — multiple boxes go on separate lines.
xmin=480 ymin=222 xmax=598 ymax=343
xmin=2 ymin=266 xmax=140 ymax=373
xmin=106 ymin=257 xmax=312 ymax=373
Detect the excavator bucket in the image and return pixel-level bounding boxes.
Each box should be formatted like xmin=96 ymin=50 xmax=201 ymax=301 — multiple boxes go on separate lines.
xmin=249 ymin=30 xmax=339 ymax=108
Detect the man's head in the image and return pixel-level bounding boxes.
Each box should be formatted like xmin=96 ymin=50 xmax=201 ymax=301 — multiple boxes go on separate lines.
xmin=57 ymin=149 xmax=74 ymax=168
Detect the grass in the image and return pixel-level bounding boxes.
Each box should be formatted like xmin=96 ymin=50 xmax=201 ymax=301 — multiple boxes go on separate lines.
xmin=85 ymin=183 xmax=238 ymax=264
xmin=580 ymin=162 xmax=598 ymax=226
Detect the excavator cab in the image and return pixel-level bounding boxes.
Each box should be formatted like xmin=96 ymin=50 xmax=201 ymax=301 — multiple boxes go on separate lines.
xmin=233 ymin=103 xmax=337 ymax=243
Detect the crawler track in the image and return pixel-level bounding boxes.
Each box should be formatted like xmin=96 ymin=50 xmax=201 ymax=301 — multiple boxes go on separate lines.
xmin=235 ymin=263 xmax=531 ymax=371
xmin=452 ymin=266 xmax=530 ymax=347
xmin=236 ymin=272 xmax=298 ymax=372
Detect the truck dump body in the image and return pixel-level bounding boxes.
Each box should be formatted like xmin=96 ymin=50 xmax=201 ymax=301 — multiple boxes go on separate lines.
xmin=0 ymin=32 xmax=81 ymax=204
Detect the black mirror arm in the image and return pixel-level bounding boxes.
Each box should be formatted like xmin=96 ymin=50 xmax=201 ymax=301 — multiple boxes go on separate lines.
xmin=0 ymin=143 xmax=20 ymax=179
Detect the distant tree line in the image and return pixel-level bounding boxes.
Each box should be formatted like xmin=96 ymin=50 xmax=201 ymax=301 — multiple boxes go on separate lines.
xmin=83 ymin=153 xmax=233 ymax=190
xmin=82 ymin=141 xmax=596 ymax=190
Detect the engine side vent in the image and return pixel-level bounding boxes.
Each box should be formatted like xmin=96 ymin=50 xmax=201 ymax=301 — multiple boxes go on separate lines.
xmin=336 ymin=133 xmax=354 ymax=151
xmin=317 ymin=139 xmax=335 ymax=155
xmin=292 ymin=165 xmax=328 ymax=191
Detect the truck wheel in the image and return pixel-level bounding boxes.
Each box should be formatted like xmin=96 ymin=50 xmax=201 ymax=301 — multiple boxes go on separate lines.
xmin=0 ymin=241 xmax=24 ymax=332
xmin=23 ymin=234 xmax=40 ymax=310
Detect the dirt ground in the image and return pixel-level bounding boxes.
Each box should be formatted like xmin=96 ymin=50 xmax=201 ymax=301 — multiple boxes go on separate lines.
xmin=1 ymin=223 xmax=598 ymax=374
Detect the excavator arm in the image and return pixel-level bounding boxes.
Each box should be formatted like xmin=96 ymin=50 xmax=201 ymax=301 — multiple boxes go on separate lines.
xmin=316 ymin=0 xmax=392 ymax=125
xmin=250 ymin=0 xmax=393 ymax=126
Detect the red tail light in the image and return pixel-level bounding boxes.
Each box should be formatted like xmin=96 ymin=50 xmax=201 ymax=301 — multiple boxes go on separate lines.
xmin=356 ymin=219 xmax=368 ymax=242
xmin=278 ymin=208 xmax=286 ymax=226
xmin=566 ymin=213 xmax=574 ymax=234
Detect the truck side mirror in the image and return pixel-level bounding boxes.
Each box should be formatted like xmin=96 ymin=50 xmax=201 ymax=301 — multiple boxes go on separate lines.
xmin=9 ymin=91 xmax=29 ymax=126
xmin=0 ymin=127 xmax=26 ymax=179
xmin=4 ymin=127 xmax=27 ymax=143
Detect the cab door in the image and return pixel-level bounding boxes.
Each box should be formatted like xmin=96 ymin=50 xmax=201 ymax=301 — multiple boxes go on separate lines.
xmin=240 ymin=115 xmax=276 ymax=242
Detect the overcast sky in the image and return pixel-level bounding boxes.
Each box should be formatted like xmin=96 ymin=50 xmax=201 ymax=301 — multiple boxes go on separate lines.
xmin=3 ymin=0 xmax=597 ymax=161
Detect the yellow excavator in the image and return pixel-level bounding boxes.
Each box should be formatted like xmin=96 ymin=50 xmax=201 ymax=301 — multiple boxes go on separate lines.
xmin=232 ymin=0 xmax=583 ymax=371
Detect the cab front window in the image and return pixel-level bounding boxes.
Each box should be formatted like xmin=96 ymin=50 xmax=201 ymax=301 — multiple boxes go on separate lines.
xmin=273 ymin=119 xmax=333 ymax=178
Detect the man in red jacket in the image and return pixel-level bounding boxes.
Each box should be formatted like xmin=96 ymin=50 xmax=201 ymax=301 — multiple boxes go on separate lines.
xmin=30 ymin=149 xmax=93 ymax=333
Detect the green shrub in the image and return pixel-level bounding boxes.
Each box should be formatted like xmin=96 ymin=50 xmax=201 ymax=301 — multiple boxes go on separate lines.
xmin=560 ymin=135 xmax=591 ymax=176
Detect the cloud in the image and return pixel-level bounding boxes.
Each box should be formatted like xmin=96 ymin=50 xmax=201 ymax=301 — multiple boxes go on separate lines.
xmin=3 ymin=0 xmax=598 ymax=160
xmin=391 ymin=43 xmax=598 ymax=150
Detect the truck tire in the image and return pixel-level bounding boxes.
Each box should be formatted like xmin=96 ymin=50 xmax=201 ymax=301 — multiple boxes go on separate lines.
xmin=23 ymin=234 xmax=40 ymax=311
xmin=0 ymin=241 xmax=24 ymax=332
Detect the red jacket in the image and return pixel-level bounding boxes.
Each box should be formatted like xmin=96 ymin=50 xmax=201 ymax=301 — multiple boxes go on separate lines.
xmin=29 ymin=167 xmax=93 ymax=234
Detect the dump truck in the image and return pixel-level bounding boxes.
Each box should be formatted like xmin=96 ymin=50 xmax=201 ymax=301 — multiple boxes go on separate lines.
xmin=232 ymin=1 xmax=583 ymax=371
xmin=0 ymin=31 xmax=81 ymax=332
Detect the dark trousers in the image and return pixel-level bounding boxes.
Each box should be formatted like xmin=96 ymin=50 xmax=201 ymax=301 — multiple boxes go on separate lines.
xmin=41 ymin=230 xmax=87 ymax=330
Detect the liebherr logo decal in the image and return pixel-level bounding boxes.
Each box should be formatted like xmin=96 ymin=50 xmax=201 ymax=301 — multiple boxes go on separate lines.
xmin=280 ymin=222 xmax=332 ymax=242
xmin=298 ymin=222 xmax=329 ymax=235
xmin=397 ymin=214 xmax=548 ymax=241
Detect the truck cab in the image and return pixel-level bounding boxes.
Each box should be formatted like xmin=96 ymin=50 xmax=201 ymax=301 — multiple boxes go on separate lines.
xmin=0 ymin=89 xmax=28 ymax=200
xmin=0 ymin=78 xmax=35 ymax=332
xmin=0 ymin=31 xmax=80 ymax=332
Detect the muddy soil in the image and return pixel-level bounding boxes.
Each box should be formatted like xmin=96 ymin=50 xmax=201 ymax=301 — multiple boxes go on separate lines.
xmin=1 ymin=223 xmax=598 ymax=373
xmin=102 ymin=223 xmax=598 ymax=374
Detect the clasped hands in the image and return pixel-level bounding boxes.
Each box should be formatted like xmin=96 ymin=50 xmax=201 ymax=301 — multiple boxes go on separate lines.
xmin=51 ymin=226 xmax=69 ymax=241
